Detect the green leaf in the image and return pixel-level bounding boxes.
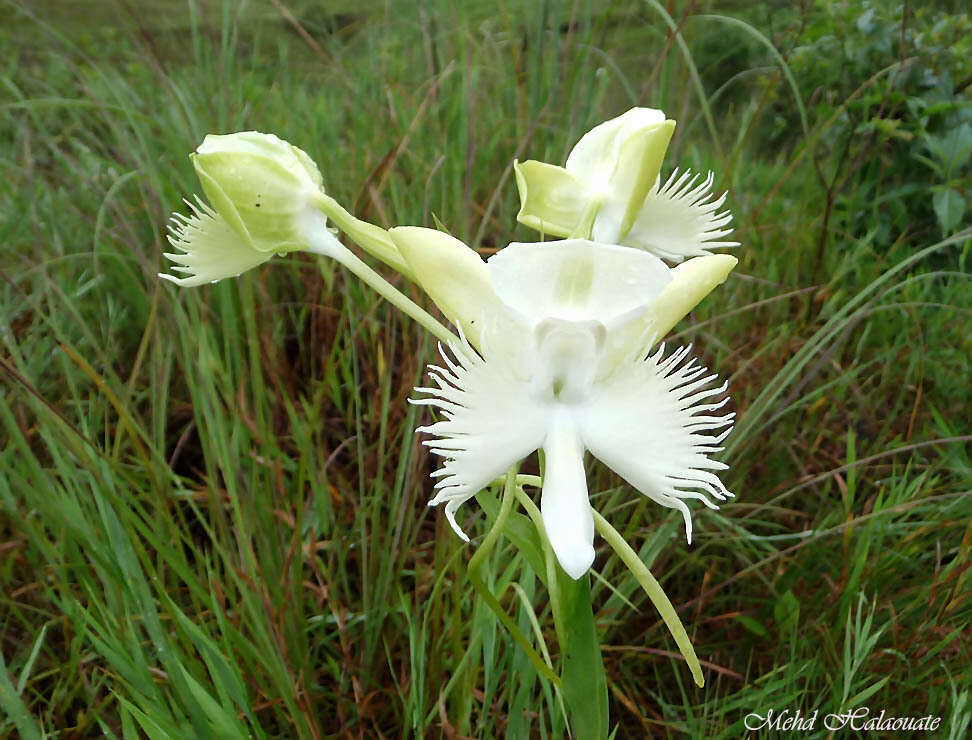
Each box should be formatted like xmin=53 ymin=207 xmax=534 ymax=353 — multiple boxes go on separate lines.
xmin=847 ymin=675 xmax=891 ymax=707
xmin=0 ymin=647 xmax=42 ymax=740
xmin=950 ymin=122 xmax=972 ymax=171
xmin=774 ymin=589 xmax=800 ymax=634
xmin=933 ymin=188 xmax=966 ymax=234
xmin=558 ymin=571 xmax=609 ymax=740
xmin=592 ymin=510 xmax=705 ymax=687
xmin=115 ymin=695 xmax=188 ymax=740
xmin=734 ymin=614 xmax=768 ymax=637
xmin=467 ymin=472 xmax=561 ymax=686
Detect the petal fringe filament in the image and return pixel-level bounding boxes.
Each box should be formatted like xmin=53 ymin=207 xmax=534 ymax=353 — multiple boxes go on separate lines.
xmin=625 ymin=168 xmax=739 ymax=262
xmin=160 ymin=197 xmax=270 ymax=286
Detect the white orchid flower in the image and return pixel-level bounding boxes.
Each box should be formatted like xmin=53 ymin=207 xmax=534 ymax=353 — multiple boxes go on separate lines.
xmin=514 ymin=108 xmax=738 ymax=262
xmin=390 ymin=227 xmax=737 ymax=580
xmin=161 ymin=131 xmax=414 ymax=287
xmin=161 ymin=131 xmax=346 ymax=286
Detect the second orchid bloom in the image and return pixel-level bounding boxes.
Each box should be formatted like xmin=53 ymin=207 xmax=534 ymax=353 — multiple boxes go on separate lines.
xmin=514 ymin=107 xmax=738 ymax=262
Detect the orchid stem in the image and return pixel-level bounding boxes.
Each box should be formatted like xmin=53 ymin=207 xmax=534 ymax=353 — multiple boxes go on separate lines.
xmin=312 ymin=191 xmax=412 ymax=275
xmin=511 ymin=484 xmax=567 ymax=650
xmin=305 ymin=237 xmax=459 ymax=346
xmin=468 ymin=467 xmax=562 ymax=686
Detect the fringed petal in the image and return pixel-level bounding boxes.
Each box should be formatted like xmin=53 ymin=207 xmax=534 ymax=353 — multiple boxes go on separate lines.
xmin=159 ymin=197 xmax=270 ymax=287
xmin=579 ymin=342 xmax=734 ymax=543
xmin=411 ymin=332 xmax=549 ymax=540
xmin=623 ymin=169 xmax=739 ymax=263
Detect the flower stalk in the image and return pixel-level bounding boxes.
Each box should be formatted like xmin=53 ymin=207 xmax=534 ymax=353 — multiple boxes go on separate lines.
xmin=302 ymin=224 xmax=458 ymax=346
xmin=466 ymin=466 xmax=562 ymax=686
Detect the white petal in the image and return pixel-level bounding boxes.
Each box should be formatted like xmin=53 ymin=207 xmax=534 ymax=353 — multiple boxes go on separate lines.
xmin=160 ymin=197 xmax=271 ymax=287
xmin=486 ymin=240 xmax=672 ymax=329
xmin=623 ymin=169 xmax=739 ymax=262
xmin=579 ymin=343 xmax=734 ymax=543
xmin=412 ymin=333 xmax=549 ymax=540
xmin=541 ymin=415 xmax=595 ymax=580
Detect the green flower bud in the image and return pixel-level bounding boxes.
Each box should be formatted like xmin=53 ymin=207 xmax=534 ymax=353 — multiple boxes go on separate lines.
xmin=191 ymin=131 xmax=324 ymax=253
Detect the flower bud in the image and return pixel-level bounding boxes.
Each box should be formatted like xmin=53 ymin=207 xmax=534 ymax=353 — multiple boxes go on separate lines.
xmin=191 ymin=131 xmax=324 ymax=253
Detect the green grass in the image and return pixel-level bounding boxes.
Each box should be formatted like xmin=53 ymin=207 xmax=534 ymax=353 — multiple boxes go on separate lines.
xmin=2 ymin=0 xmax=970 ymax=737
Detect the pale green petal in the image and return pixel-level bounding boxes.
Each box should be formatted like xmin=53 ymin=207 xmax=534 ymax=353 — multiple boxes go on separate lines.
xmin=486 ymin=239 xmax=671 ymax=328
xmin=192 ymin=162 xmax=253 ymax=247
xmin=599 ymin=254 xmax=736 ymax=378
xmin=564 ymin=108 xmax=674 ymax=242
xmin=160 ymin=197 xmax=271 ymax=287
xmin=580 ymin=343 xmax=734 ymax=544
xmin=565 ymin=108 xmax=666 ymax=184
xmin=541 ymin=413 xmax=595 ymax=580
xmin=388 ymin=226 xmax=532 ymax=363
xmin=513 ymin=159 xmax=586 ymax=237
xmin=197 ymin=131 xmax=320 ymax=178
xmin=623 ymin=169 xmax=738 ymax=262
xmin=644 ymin=254 xmax=737 ymax=338
xmin=388 ymin=226 xmax=494 ymax=335
xmin=195 ymin=131 xmax=322 ymax=195
xmin=192 ymin=132 xmax=323 ymax=253
xmin=593 ymin=118 xmax=675 ymax=243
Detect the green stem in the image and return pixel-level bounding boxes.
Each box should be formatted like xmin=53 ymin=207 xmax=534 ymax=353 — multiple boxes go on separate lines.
xmin=557 ymin=568 xmax=609 ymax=739
xmin=513 ymin=479 xmax=608 ymax=738
xmin=304 ymin=233 xmax=459 ymax=346
xmin=468 ymin=468 xmax=562 ymax=686
xmin=592 ymin=509 xmax=705 ymax=687
xmin=511 ymin=485 xmax=566 ymax=650
xmin=312 ymin=192 xmax=412 ymax=276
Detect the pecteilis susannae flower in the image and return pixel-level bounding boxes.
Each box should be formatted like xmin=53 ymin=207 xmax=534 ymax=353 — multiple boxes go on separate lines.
xmin=158 ymin=108 xmax=741 ymax=584
xmin=161 ymin=131 xmax=347 ymax=286
xmin=514 ymin=107 xmax=738 ymax=262
xmin=391 ymin=227 xmax=737 ymax=580
xmin=156 ymin=106 xmax=746 ymax=707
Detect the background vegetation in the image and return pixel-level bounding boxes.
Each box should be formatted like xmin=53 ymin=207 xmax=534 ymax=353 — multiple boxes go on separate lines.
xmin=2 ymin=0 xmax=970 ymax=737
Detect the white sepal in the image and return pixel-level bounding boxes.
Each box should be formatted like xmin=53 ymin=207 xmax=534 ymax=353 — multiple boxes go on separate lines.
xmin=486 ymin=239 xmax=672 ymax=329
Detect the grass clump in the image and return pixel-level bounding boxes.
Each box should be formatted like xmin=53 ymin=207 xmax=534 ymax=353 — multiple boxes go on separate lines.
xmin=1 ymin=0 xmax=970 ymax=736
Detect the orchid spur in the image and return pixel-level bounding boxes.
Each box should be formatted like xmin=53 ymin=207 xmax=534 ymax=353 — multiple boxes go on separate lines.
xmin=391 ymin=228 xmax=737 ymax=580
xmin=514 ymin=107 xmax=739 ymax=262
